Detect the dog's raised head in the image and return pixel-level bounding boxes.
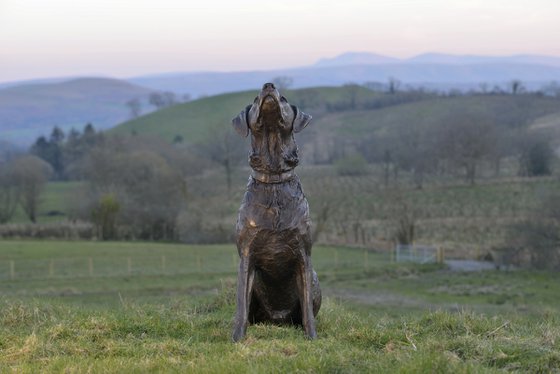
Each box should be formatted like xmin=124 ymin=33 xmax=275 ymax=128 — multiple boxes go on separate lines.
xmin=232 ymin=83 xmax=311 ymax=174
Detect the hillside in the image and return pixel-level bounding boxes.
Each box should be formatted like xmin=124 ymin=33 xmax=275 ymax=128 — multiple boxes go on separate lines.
xmin=112 ymin=87 xmax=560 ymax=150
xmin=0 ymin=78 xmax=154 ymax=146
xmin=112 ymin=86 xmax=382 ymax=144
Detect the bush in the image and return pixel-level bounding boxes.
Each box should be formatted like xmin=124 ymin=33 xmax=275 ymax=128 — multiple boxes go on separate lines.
xmin=334 ymin=154 xmax=368 ymax=176
xmin=0 ymin=221 xmax=95 ymax=239
xmin=504 ymin=190 xmax=560 ymax=269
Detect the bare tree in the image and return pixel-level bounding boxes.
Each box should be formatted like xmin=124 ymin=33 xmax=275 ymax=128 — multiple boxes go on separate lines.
xmin=149 ymin=92 xmax=165 ymax=109
xmin=12 ymin=155 xmax=53 ymax=223
xmin=0 ymin=161 xmax=20 ymax=223
xmin=198 ymin=124 xmax=246 ymax=195
xmin=505 ymin=190 xmax=560 ymax=269
xmin=387 ymin=77 xmax=401 ymax=94
xmin=162 ymin=91 xmax=177 ymax=107
xmin=509 ymin=79 xmax=525 ymax=95
xmin=126 ymin=98 xmax=142 ymax=119
xmin=385 ymin=189 xmax=418 ymax=245
xmin=272 ymin=76 xmax=294 ymax=91
xmin=437 ymin=114 xmax=495 ymax=185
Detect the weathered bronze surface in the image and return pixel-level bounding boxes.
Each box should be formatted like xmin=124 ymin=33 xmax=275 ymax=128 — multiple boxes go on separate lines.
xmin=231 ymin=83 xmax=321 ymax=342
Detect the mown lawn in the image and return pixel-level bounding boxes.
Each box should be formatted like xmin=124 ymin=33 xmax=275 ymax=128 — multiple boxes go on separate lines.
xmin=0 ymin=240 xmax=559 ymax=372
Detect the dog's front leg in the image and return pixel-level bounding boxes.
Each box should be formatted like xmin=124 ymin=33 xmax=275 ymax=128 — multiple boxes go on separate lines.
xmin=232 ymin=249 xmax=254 ymax=342
xmin=298 ymin=255 xmax=318 ymax=339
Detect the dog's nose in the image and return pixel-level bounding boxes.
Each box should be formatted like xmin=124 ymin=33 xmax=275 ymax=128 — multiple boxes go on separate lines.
xmin=262 ymin=83 xmax=275 ymax=90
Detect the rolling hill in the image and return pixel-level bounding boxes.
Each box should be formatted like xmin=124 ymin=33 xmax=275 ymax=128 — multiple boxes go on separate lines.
xmin=112 ymin=86 xmax=560 ymax=158
xmin=111 ymin=86 xmax=383 ymax=144
xmin=0 ymin=78 xmax=154 ymax=146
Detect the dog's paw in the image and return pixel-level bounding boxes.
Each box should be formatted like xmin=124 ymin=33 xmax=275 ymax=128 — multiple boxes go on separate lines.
xmin=232 ymin=324 xmax=246 ymax=342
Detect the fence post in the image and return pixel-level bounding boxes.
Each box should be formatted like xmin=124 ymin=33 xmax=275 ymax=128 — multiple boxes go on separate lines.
xmin=10 ymin=260 xmax=15 ymax=280
xmin=436 ymin=247 xmax=444 ymax=264
xmin=88 ymin=257 xmax=93 ymax=277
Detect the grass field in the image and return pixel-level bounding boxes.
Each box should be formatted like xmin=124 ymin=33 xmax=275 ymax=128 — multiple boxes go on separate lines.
xmin=1 ymin=240 xmax=559 ymax=372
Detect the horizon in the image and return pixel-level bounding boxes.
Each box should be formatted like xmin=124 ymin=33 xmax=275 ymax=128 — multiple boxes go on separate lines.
xmin=2 ymin=0 xmax=560 ymax=83
xmin=2 ymin=50 xmax=560 ymax=86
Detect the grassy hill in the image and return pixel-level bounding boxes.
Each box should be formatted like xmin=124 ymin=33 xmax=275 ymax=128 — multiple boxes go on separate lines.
xmin=112 ymin=86 xmax=382 ymax=143
xmin=113 ymin=87 xmax=560 ymax=149
xmin=0 ymin=78 xmax=154 ymax=145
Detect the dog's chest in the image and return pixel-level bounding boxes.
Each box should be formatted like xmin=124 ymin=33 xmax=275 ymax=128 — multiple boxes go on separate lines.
xmin=238 ymin=177 xmax=309 ymax=232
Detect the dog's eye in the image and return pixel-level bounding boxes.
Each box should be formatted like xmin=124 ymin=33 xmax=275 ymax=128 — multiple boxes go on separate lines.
xmin=253 ymin=97 xmax=258 ymax=103
xmin=280 ymin=96 xmax=287 ymax=102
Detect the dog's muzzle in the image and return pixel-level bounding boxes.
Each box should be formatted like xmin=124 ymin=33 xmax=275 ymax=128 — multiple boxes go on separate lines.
xmin=251 ymin=170 xmax=295 ymax=184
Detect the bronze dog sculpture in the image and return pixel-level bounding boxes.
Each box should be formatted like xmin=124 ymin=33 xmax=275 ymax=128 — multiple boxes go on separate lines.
xmin=231 ymin=83 xmax=321 ymax=342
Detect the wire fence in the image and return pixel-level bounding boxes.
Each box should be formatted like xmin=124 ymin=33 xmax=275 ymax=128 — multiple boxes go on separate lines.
xmin=0 ymin=246 xmax=391 ymax=282
xmin=0 ymin=254 xmax=240 ymax=281
xmin=395 ymin=244 xmax=444 ymax=264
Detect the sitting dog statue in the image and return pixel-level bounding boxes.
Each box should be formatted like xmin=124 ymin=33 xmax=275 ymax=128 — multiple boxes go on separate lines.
xmin=231 ymin=83 xmax=321 ymax=342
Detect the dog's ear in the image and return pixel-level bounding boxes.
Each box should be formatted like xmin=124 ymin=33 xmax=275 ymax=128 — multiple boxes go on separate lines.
xmin=231 ymin=105 xmax=251 ymax=137
xmin=291 ymin=105 xmax=312 ymax=133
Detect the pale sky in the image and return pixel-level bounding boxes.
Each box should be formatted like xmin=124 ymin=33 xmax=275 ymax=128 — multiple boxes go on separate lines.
xmin=1 ymin=0 xmax=560 ymax=82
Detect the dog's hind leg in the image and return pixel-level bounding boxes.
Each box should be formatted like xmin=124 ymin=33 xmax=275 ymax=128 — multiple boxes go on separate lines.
xmin=232 ymin=244 xmax=255 ymax=342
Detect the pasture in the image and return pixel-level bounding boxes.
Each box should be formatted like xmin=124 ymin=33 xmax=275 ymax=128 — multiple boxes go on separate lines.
xmin=1 ymin=240 xmax=559 ymax=372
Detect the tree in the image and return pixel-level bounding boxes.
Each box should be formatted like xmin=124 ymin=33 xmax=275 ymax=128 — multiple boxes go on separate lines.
xmin=149 ymin=92 xmax=165 ymax=109
xmin=126 ymin=98 xmax=142 ymax=119
xmin=509 ymin=79 xmax=524 ymax=95
xmin=91 ymin=194 xmax=120 ymax=240
xmin=505 ymin=190 xmax=560 ymax=269
xmin=83 ymin=139 xmax=186 ymax=240
xmin=12 ymin=155 xmax=52 ymax=223
xmin=197 ymin=124 xmax=246 ymax=195
xmin=162 ymin=91 xmax=177 ymax=107
xmin=385 ymin=189 xmax=418 ymax=245
xmin=0 ymin=161 xmax=20 ymax=223
xmin=517 ymin=133 xmax=554 ymax=177
xmin=387 ymin=77 xmax=401 ymax=94
xmin=30 ymin=127 xmax=65 ymax=179
xmin=272 ymin=76 xmax=293 ymax=91
xmin=437 ymin=114 xmax=495 ymax=185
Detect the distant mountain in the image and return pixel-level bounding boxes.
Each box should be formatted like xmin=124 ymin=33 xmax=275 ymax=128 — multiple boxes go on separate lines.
xmin=129 ymin=61 xmax=560 ymax=96
xmin=0 ymin=78 xmax=154 ymax=146
xmin=407 ymin=53 xmax=560 ymax=67
xmin=314 ymin=52 xmax=400 ymax=67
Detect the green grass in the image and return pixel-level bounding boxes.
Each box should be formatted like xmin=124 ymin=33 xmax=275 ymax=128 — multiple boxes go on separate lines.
xmin=2 ymin=299 xmax=559 ymax=373
xmin=11 ymin=181 xmax=84 ymax=223
xmin=1 ymin=240 xmax=559 ymax=372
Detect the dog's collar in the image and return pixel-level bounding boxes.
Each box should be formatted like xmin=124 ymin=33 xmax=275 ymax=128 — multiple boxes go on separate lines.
xmin=251 ymin=170 xmax=295 ymax=184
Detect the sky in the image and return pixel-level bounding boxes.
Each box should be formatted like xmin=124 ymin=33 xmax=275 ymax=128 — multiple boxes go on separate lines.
xmin=1 ymin=0 xmax=560 ymax=82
